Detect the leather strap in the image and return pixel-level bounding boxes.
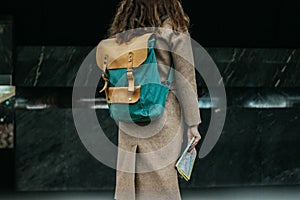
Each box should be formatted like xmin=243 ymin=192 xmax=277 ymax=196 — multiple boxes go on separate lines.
xmin=127 ymin=52 xmax=135 ymax=93
xmin=99 ymin=55 xmax=109 ymax=94
xmin=102 ymin=55 xmax=108 ymax=72
xmin=164 ymin=64 xmax=174 ymax=87
xmin=107 ymin=86 xmax=141 ymax=104
xmin=99 ymin=73 xmax=109 ymax=93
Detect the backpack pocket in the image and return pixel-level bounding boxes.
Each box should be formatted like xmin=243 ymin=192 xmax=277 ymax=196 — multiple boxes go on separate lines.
xmin=108 ymin=83 xmax=169 ymax=123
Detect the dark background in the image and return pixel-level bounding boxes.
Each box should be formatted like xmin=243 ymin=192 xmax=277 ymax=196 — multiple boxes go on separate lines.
xmin=0 ymin=0 xmax=300 ymax=47
xmin=1 ymin=0 xmax=300 ymax=193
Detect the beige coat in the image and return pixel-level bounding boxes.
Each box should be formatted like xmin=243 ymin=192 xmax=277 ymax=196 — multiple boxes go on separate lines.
xmin=96 ymin=19 xmax=202 ymax=200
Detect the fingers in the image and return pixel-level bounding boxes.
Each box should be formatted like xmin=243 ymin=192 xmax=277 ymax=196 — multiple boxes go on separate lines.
xmin=187 ymin=130 xmax=201 ymax=153
xmin=186 ymin=125 xmax=202 ymax=152
xmin=188 ymin=144 xmax=196 ymax=153
xmin=188 ymin=138 xmax=199 ymax=152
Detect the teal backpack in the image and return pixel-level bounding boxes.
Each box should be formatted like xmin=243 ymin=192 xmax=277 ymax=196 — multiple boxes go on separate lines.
xmin=96 ymin=33 xmax=174 ymax=123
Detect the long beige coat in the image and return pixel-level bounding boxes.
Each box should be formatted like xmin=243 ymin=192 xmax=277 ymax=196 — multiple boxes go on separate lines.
xmin=96 ymin=19 xmax=202 ymax=200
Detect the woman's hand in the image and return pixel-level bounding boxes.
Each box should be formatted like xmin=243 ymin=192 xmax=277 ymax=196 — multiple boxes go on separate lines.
xmin=187 ymin=125 xmax=201 ymax=153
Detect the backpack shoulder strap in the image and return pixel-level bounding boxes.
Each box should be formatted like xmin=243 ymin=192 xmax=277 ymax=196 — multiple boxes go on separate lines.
xmin=165 ymin=64 xmax=174 ymax=87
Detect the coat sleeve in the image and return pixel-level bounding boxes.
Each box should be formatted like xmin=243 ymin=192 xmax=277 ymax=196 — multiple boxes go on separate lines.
xmin=169 ymin=30 xmax=202 ymax=127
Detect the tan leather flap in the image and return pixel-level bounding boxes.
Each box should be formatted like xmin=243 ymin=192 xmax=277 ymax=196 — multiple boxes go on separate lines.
xmin=107 ymin=86 xmax=141 ymax=104
xmin=96 ymin=33 xmax=154 ymax=71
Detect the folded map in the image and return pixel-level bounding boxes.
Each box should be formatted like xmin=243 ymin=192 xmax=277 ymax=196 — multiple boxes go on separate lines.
xmin=175 ymin=137 xmax=197 ymax=181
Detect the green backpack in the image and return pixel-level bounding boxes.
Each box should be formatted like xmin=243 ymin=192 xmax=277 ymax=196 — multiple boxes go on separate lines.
xmin=96 ymin=33 xmax=174 ymax=123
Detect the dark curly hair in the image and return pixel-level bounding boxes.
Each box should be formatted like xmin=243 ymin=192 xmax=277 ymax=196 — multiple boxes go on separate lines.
xmin=107 ymin=0 xmax=190 ymax=43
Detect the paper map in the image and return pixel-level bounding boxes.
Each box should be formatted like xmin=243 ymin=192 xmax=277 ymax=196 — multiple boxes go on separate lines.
xmin=175 ymin=137 xmax=197 ymax=181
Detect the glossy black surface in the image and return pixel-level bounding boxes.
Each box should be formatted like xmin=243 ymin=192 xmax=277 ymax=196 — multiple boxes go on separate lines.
xmin=14 ymin=105 xmax=300 ymax=190
xmin=15 ymin=46 xmax=300 ymax=88
xmin=0 ymin=17 xmax=13 ymax=75
xmin=12 ymin=44 xmax=300 ymax=190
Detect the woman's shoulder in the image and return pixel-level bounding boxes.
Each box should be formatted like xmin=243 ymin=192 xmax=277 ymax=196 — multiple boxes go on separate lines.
xmin=159 ymin=17 xmax=190 ymax=36
xmin=156 ymin=18 xmax=191 ymax=48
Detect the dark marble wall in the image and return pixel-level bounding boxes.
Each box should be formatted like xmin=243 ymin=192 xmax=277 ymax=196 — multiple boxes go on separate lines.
xmin=15 ymin=47 xmax=93 ymax=87
xmin=15 ymin=108 xmax=116 ymax=190
xmin=14 ymin=45 xmax=300 ymax=191
xmin=181 ymin=107 xmax=300 ymax=188
xmin=204 ymin=48 xmax=300 ymax=87
xmin=14 ymin=87 xmax=300 ymax=191
xmin=0 ymin=16 xmax=13 ymax=85
xmin=15 ymin=46 xmax=300 ymax=88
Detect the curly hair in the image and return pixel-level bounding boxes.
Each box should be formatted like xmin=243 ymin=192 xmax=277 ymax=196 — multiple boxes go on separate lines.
xmin=107 ymin=0 xmax=190 ymax=43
